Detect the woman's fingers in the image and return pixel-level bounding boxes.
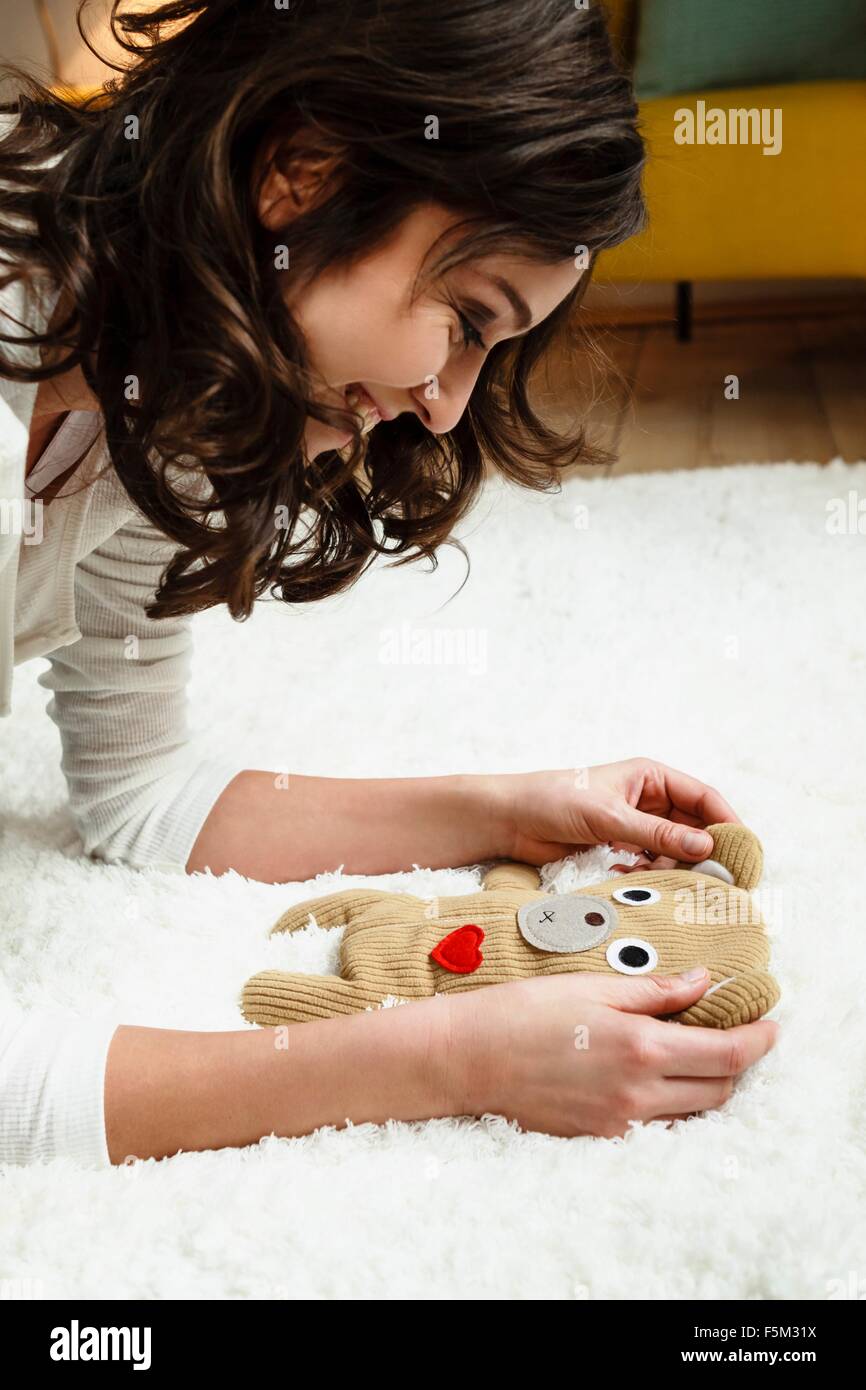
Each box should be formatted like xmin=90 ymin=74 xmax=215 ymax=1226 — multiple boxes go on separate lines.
xmin=610 ymin=853 xmax=678 ymax=872
xmin=611 ymin=858 xmax=655 ymax=873
xmin=654 ymin=1017 xmax=779 ymax=1077
xmin=609 ymin=779 xmax=738 ymax=870
xmin=639 ymin=1020 xmax=780 ymax=1120
xmin=650 ymin=1076 xmax=735 ymax=1116
xmin=610 ymin=805 xmax=716 ymax=862
xmin=641 ymin=763 xmax=741 ymax=827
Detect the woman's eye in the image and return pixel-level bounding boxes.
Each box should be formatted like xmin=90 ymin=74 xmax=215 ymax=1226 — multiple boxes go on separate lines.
xmin=612 ymin=885 xmax=661 ymax=906
xmin=458 ymin=311 xmax=486 ymax=351
xmin=606 ymin=938 xmax=659 ymax=975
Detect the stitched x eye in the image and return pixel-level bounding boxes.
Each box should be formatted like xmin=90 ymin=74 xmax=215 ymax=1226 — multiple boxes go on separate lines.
xmin=517 ymin=895 xmax=617 ymax=953
xmin=612 ymin=885 xmax=661 ymax=906
xmin=606 ymin=938 xmax=659 ymax=975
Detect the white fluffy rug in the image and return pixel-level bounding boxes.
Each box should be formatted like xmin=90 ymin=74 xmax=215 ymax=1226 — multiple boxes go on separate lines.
xmin=2 ymin=458 xmax=865 ymax=1300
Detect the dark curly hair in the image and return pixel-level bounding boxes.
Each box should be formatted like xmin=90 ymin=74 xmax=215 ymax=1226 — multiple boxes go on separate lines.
xmin=0 ymin=0 xmax=646 ymax=620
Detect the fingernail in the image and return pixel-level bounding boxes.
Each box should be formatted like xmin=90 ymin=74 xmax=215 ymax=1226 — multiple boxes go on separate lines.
xmin=680 ymin=966 xmax=708 ymax=982
xmin=683 ymin=831 xmax=711 ymax=854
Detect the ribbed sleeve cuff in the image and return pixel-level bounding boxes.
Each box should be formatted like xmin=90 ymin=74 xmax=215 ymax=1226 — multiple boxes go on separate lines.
xmin=49 ymin=1015 xmax=120 ymax=1167
xmin=0 ymin=1010 xmax=121 ymax=1168
xmin=92 ymin=756 xmax=251 ymax=873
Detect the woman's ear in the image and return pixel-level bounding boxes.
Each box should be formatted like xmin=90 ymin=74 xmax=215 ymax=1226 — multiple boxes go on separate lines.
xmin=253 ymin=131 xmax=343 ymax=231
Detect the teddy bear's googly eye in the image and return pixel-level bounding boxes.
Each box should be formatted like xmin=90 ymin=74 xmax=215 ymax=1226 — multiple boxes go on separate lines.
xmin=606 ymin=938 xmax=659 ymax=975
xmin=612 ymin=885 xmax=661 ymax=907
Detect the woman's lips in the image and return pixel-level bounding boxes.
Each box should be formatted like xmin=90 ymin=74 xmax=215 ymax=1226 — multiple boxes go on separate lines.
xmin=345 ymin=383 xmax=392 ymax=430
xmin=329 ymin=383 xmax=394 ymax=449
xmin=345 ymin=384 xmax=378 ymax=425
xmin=361 ymin=386 xmax=394 ymax=421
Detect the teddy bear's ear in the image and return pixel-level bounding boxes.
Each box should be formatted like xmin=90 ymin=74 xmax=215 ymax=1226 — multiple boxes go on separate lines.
xmin=483 ymin=861 xmax=542 ymax=892
xmin=682 ymin=823 xmax=764 ymax=891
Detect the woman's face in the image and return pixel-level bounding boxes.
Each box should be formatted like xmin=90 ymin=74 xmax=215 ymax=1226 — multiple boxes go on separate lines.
xmin=258 ymin=171 xmax=584 ymax=459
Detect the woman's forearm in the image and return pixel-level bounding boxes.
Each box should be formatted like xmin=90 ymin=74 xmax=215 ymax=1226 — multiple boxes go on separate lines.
xmin=186 ymin=770 xmax=510 ymax=882
xmin=104 ymin=995 xmax=456 ymax=1163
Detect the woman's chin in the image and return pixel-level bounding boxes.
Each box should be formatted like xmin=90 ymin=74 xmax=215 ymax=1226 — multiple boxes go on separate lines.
xmin=304 ymin=428 xmax=354 ymax=457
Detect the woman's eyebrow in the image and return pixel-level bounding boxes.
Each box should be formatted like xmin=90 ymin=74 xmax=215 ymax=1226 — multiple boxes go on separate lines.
xmin=475 ymin=272 xmax=534 ymax=330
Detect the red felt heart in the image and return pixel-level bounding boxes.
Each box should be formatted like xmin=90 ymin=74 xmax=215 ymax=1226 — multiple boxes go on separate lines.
xmin=430 ymin=924 xmax=485 ymax=975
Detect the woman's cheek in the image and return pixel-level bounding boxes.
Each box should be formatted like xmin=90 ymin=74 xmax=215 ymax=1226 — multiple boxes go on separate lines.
xmin=369 ymin=328 xmax=448 ymax=391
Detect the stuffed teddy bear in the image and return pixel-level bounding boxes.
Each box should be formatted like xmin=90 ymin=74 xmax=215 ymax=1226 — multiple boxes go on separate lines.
xmin=241 ymin=822 xmax=780 ymax=1030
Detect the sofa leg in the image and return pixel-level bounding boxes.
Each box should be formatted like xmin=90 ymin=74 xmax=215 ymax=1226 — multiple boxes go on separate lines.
xmin=675 ymin=280 xmax=693 ymax=342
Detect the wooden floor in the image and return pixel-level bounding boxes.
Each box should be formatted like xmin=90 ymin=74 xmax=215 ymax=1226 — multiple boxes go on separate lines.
xmin=536 ymin=311 xmax=865 ymax=476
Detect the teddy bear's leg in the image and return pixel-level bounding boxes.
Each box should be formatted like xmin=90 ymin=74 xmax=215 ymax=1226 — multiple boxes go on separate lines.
xmin=270 ymin=890 xmax=420 ymax=936
xmin=670 ymin=969 xmax=781 ymax=1028
xmin=241 ymin=969 xmax=400 ymax=1026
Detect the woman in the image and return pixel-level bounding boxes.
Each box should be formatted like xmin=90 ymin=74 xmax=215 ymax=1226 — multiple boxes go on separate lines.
xmin=0 ymin=0 xmax=777 ymax=1166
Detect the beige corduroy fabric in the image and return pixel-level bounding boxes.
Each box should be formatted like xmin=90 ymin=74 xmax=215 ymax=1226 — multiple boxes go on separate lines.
xmin=241 ymin=823 xmax=780 ymax=1030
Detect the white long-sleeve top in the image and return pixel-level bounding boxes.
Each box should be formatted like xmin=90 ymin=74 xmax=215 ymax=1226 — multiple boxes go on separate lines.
xmin=0 ymin=1001 xmax=120 ymax=1168
xmin=1 ymin=107 xmax=249 ymax=868
xmin=2 ymin=284 xmax=250 ymax=869
xmin=0 ymin=110 xmax=251 ymax=1166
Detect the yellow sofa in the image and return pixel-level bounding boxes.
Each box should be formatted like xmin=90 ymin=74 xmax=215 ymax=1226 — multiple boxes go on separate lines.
xmin=597 ymin=0 xmax=866 ymax=318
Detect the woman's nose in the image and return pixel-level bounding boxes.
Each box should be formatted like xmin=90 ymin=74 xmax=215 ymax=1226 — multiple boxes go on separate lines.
xmin=412 ymin=358 xmax=483 ymax=435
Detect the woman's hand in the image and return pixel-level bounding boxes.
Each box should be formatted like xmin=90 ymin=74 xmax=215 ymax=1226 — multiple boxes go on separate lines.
xmin=445 ymin=968 xmax=779 ymax=1138
xmin=490 ymin=757 xmax=740 ymax=871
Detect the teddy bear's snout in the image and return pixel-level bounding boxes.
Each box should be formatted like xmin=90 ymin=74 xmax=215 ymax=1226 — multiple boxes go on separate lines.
xmin=517 ymin=895 xmax=619 ymax=954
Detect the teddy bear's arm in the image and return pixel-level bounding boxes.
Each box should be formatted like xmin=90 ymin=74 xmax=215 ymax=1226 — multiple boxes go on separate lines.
xmin=270 ymin=889 xmax=425 ymax=936
xmin=241 ymin=969 xmax=400 ymax=1026
xmin=483 ymin=862 xmax=542 ymax=892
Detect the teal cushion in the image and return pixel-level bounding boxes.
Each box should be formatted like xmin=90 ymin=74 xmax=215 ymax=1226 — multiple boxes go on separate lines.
xmin=633 ymin=0 xmax=866 ymax=99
